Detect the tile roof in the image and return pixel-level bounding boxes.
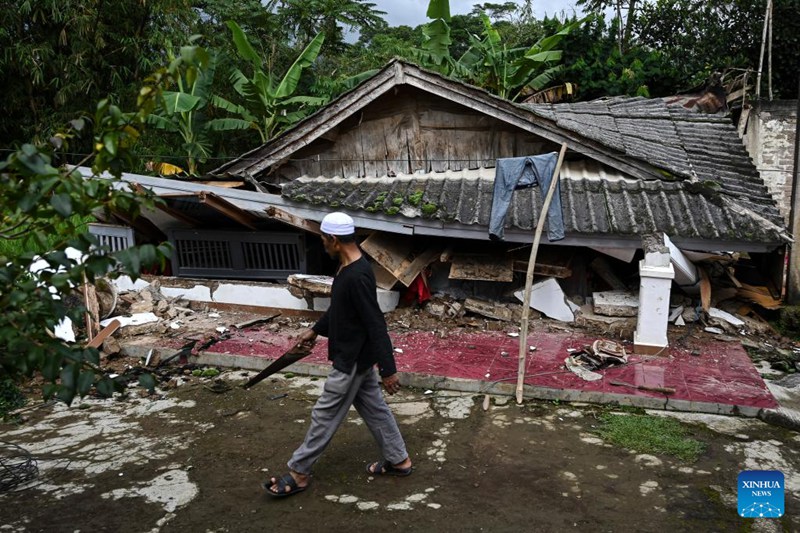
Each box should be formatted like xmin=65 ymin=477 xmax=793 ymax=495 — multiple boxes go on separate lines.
xmin=281 ymin=161 xmax=789 ymax=246
xmin=522 ymin=97 xmax=781 ymax=224
xmin=212 ymin=61 xmax=786 ymax=246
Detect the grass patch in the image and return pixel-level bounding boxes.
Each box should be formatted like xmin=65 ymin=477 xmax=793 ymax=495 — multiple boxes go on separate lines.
xmin=594 ymin=413 xmax=705 ymax=462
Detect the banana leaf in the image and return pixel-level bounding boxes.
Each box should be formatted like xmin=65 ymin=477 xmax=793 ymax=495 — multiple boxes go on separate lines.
xmin=162 ymin=91 xmax=201 ymax=114
xmin=226 ymin=20 xmax=262 ymax=67
xmin=205 ymin=118 xmax=254 ymax=132
xmin=274 ymin=32 xmax=324 ymax=99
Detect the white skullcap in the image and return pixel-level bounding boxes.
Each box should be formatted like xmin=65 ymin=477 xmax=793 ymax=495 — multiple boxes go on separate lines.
xmin=320 ymin=212 xmax=355 ymax=236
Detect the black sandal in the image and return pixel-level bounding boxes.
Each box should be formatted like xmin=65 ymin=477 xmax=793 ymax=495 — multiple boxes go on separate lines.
xmin=264 ymin=473 xmax=309 ymax=498
xmin=366 ymin=460 xmax=413 ymax=477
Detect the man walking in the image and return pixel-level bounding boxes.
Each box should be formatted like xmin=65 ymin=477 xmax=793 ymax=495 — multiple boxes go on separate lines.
xmin=266 ymin=212 xmax=412 ymax=498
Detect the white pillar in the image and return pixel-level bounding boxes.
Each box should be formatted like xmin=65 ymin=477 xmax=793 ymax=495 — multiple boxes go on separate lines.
xmin=633 ymin=245 xmax=675 ymax=355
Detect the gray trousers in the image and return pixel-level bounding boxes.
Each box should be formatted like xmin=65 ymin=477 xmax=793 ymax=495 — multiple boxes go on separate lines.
xmin=287 ymin=366 xmax=408 ymax=475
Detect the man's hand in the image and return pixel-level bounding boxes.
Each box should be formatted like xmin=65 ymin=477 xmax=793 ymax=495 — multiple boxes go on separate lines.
xmin=382 ymin=373 xmax=401 ymax=395
xmin=293 ymin=328 xmax=318 ymax=351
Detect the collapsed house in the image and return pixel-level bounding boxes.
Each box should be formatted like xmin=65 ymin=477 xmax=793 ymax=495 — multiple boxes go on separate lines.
xmin=82 ymin=60 xmax=792 ymax=354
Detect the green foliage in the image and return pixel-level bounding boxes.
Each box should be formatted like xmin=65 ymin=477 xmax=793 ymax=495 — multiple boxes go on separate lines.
xmin=594 ymin=413 xmax=706 ymax=462
xmin=0 ymin=215 xmax=94 ymax=258
xmin=0 ymin=379 xmax=27 ymax=420
xmin=631 ymin=0 xmax=800 ymax=98
xmin=277 ymin=0 xmax=386 ymax=53
xmin=0 ymin=0 xmax=198 ymax=147
xmin=409 ymin=1 xmax=582 ymax=101
xmin=147 ymin=41 xmax=250 ymax=175
xmin=0 ymin=66 xmax=174 ymax=405
xmin=548 ymin=14 xmax=681 ymax=100
xmin=456 ymin=12 xmax=586 ymax=101
xmin=216 ymin=22 xmax=327 ymax=143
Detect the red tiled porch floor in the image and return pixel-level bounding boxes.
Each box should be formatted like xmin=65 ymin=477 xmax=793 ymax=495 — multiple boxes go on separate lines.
xmin=192 ymin=328 xmax=777 ymax=416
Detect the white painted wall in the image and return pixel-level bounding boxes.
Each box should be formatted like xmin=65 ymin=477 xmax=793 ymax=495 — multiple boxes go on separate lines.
xmin=111 ymin=276 xmax=399 ymax=313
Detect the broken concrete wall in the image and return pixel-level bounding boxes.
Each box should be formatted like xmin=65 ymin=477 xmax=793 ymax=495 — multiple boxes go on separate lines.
xmin=742 ymin=100 xmax=797 ymax=223
xmin=112 ymin=275 xmax=400 ymax=313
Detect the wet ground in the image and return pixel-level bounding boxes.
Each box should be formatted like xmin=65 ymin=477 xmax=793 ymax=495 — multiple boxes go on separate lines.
xmin=1 ymin=371 xmax=799 ymax=532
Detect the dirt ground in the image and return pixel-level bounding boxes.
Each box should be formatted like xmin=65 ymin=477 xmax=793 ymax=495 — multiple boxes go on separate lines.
xmin=2 ymin=370 xmax=799 ymax=533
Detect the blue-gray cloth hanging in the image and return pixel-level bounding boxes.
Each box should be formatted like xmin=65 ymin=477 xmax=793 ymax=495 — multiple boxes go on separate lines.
xmin=489 ymin=153 xmax=565 ymax=242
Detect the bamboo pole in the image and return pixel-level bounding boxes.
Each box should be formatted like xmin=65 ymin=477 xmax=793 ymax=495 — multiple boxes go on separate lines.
xmin=515 ymin=143 xmax=568 ymax=404
xmin=756 ymin=0 xmax=773 ymax=99
xmin=767 ymin=0 xmax=773 ymax=100
xmin=82 ymin=274 xmax=94 ymax=342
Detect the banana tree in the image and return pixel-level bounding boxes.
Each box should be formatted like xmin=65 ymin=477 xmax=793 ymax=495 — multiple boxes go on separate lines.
xmin=415 ymin=0 xmax=454 ymax=74
xmin=213 ymin=21 xmax=327 ymax=143
xmin=147 ymin=43 xmax=250 ymax=175
xmin=456 ymin=13 xmax=588 ymax=101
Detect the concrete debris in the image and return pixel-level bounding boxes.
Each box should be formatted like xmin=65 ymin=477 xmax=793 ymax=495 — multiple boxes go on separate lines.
xmin=101 ymin=313 xmax=159 ymax=328
xmin=592 ymin=291 xmax=639 ymax=317
xmin=514 ymin=278 xmax=575 ymax=323
xmin=663 ymin=234 xmax=699 ymax=292
xmin=681 ymin=307 xmax=700 ymax=323
xmin=564 ymin=356 xmax=603 ymax=381
xmin=668 ymin=306 xmax=684 ymax=323
xmin=101 ymin=337 xmax=121 ymax=357
xmin=708 ymin=307 xmax=745 ymax=327
xmin=425 ymin=297 xmax=464 ymax=319
xmin=464 ymin=298 xmax=518 ymax=322
xmin=287 ymin=274 xmax=334 ymax=296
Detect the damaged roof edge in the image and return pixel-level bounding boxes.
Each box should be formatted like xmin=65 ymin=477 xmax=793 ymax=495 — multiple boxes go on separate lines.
xmin=75 ymin=168 xmax=784 ymax=253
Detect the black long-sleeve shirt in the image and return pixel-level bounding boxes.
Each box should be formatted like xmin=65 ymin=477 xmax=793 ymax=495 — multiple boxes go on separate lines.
xmin=312 ymin=255 xmax=396 ymax=377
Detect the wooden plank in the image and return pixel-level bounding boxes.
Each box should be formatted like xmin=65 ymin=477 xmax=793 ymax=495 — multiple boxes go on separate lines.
xmin=360 ymin=232 xmax=441 ymax=287
xmin=197 ymin=191 xmax=260 ymax=230
xmin=737 ymin=282 xmax=782 ymax=309
xmin=372 ymin=261 xmax=399 ymax=290
xmin=512 ymin=260 xmax=572 ymax=279
xmin=196 ymin=181 xmax=244 ymax=188
xmin=86 ymin=319 xmax=120 ymax=349
xmin=234 ymin=313 xmax=280 ymax=329
xmin=449 ymin=254 xmax=514 ymax=282
xmin=156 ymin=202 xmax=202 ymax=226
xmin=361 ymin=232 xmax=413 ymax=279
xmin=265 ymin=206 xmax=321 ymax=234
xmin=400 ymin=248 xmax=441 ymax=287
xmin=698 ymin=265 xmax=711 ymax=311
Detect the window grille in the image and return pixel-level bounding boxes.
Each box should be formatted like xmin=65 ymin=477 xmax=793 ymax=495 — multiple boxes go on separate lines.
xmin=168 ymin=229 xmax=305 ymax=280
xmin=88 ymin=223 xmax=135 ymax=252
